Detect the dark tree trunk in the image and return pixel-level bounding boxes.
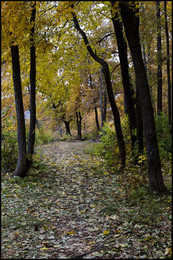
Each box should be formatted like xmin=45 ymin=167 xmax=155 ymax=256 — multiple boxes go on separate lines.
xmin=102 ymin=89 xmax=107 ymax=124
xmin=120 ymin=2 xmax=170 ymax=194
xmin=27 ymin=2 xmax=36 ymax=166
xmin=156 ymin=1 xmax=162 ymax=114
xmin=94 ymin=107 xmax=100 ymax=131
xmin=76 ymin=111 xmax=82 ymax=139
xmin=11 ymin=45 xmax=27 ymax=178
xmin=111 ymin=4 xmax=137 ymax=149
xmin=64 ymin=120 xmax=71 ymax=135
xmin=89 ymin=75 xmax=100 ymax=131
xmin=164 ymin=1 xmax=172 ymax=126
xmin=71 ymin=7 xmax=126 ymax=166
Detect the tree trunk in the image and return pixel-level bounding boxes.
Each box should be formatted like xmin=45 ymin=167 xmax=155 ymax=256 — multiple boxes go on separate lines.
xmin=89 ymin=75 xmax=100 ymax=131
xmin=11 ymin=45 xmax=27 ymax=178
xmin=156 ymin=1 xmax=162 ymax=114
xmin=102 ymin=89 xmax=107 ymax=124
xmin=164 ymin=1 xmax=172 ymax=126
xmin=111 ymin=4 xmax=137 ymax=149
xmin=27 ymin=2 xmax=36 ymax=166
xmin=71 ymin=7 xmax=126 ymax=167
xmin=94 ymin=107 xmax=100 ymax=131
xmin=76 ymin=111 xmax=82 ymax=139
xmin=120 ymin=2 xmax=170 ymax=194
xmin=64 ymin=120 xmax=71 ymax=135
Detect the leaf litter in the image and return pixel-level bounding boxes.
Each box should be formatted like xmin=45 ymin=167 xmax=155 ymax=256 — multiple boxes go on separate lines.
xmin=1 ymin=141 xmax=172 ymax=259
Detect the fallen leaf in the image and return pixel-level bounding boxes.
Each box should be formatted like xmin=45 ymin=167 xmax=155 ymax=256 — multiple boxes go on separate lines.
xmin=103 ymin=230 xmax=110 ymax=235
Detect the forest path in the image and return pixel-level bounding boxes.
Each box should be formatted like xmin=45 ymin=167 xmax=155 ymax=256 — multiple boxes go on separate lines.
xmin=35 ymin=140 xmax=121 ymax=259
xmin=2 ymin=141 xmax=171 ymax=259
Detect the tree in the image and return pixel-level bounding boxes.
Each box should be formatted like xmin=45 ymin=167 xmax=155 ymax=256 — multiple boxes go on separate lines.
xmin=111 ymin=3 xmax=137 ymax=150
xmin=27 ymin=2 xmax=36 ymax=167
xmin=164 ymin=1 xmax=172 ymax=126
xmin=11 ymin=45 xmax=28 ymax=177
xmin=76 ymin=111 xmax=82 ymax=139
xmin=89 ymin=75 xmax=100 ymax=131
xmin=71 ymin=4 xmax=126 ymax=167
xmin=119 ymin=2 xmax=170 ymax=194
xmin=156 ymin=1 xmax=163 ymax=114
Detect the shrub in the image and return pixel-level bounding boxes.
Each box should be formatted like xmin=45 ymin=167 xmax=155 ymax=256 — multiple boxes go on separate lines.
xmin=1 ymin=118 xmax=18 ymax=173
xmin=34 ymin=127 xmax=54 ymax=146
xmin=83 ymin=129 xmax=100 ymax=141
xmin=95 ymin=123 xmax=119 ymax=170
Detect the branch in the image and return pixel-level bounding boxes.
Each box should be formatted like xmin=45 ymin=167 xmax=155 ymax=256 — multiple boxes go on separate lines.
xmin=71 ymin=5 xmax=106 ymax=67
xmin=97 ymin=33 xmax=115 ymax=44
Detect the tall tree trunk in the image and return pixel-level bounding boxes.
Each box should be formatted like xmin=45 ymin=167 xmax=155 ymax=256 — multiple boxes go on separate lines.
xmin=64 ymin=120 xmax=71 ymax=135
xmin=76 ymin=111 xmax=82 ymax=139
xmin=164 ymin=1 xmax=172 ymax=126
xmin=89 ymin=75 xmax=100 ymax=131
xmin=27 ymin=2 xmax=36 ymax=166
xmin=156 ymin=1 xmax=162 ymax=114
xmin=71 ymin=7 xmax=126 ymax=166
xmin=94 ymin=107 xmax=100 ymax=131
xmin=11 ymin=45 xmax=27 ymax=178
xmin=120 ymin=2 xmax=170 ymax=194
xmin=111 ymin=4 xmax=137 ymax=149
xmin=102 ymin=89 xmax=107 ymax=124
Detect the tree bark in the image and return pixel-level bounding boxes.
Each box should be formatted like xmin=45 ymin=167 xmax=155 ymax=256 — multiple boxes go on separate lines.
xmin=102 ymin=89 xmax=107 ymax=124
xmin=27 ymin=2 xmax=36 ymax=165
xmin=120 ymin=2 xmax=170 ymax=194
xmin=111 ymin=3 xmax=137 ymax=149
xmin=76 ymin=111 xmax=82 ymax=139
xmin=89 ymin=75 xmax=100 ymax=131
xmin=64 ymin=120 xmax=71 ymax=136
xmin=156 ymin=1 xmax=162 ymax=114
xmin=164 ymin=1 xmax=172 ymax=126
xmin=71 ymin=6 xmax=126 ymax=166
xmin=11 ymin=45 xmax=27 ymax=177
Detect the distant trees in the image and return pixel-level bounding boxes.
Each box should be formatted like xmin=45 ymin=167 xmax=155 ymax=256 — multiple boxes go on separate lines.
xmin=71 ymin=4 xmax=126 ymax=166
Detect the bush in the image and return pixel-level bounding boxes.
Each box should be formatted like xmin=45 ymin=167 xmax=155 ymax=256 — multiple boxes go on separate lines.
xmin=95 ymin=123 xmax=119 ymax=170
xmin=83 ymin=129 xmax=100 ymax=141
xmin=1 ymin=118 xmax=18 ymax=173
xmin=34 ymin=127 xmax=54 ymax=146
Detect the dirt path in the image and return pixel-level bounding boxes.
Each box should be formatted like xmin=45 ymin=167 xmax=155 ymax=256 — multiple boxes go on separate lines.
xmin=36 ymin=141 xmax=118 ymax=258
xmin=2 ymin=141 xmax=172 ymax=259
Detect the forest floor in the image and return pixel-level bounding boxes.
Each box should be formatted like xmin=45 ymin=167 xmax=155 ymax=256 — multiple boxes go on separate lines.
xmin=1 ymin=141 xmax=172 ymax=259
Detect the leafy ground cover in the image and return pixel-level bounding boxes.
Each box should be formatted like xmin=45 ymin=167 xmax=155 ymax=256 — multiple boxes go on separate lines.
xmin=1 ymin=141 xmax=172 ymax=259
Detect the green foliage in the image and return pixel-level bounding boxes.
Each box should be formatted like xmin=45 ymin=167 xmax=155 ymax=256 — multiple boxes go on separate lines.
xmin=95 ymin=123 xmax=119 ymax=171
xmin=59 ymin=133 xmax=74 ymax=141
xmin=83 ymin=129 xmax=100 ymax=141
xmin=155 ymin=113 xmax=172 ymax=158
xmin=95 ymin=117 xmax=131 ymax=171
xmin=1 ymin=118 xmax=18 ymax=173
xmin=34 ymin=127 xmax=54 ymax=145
